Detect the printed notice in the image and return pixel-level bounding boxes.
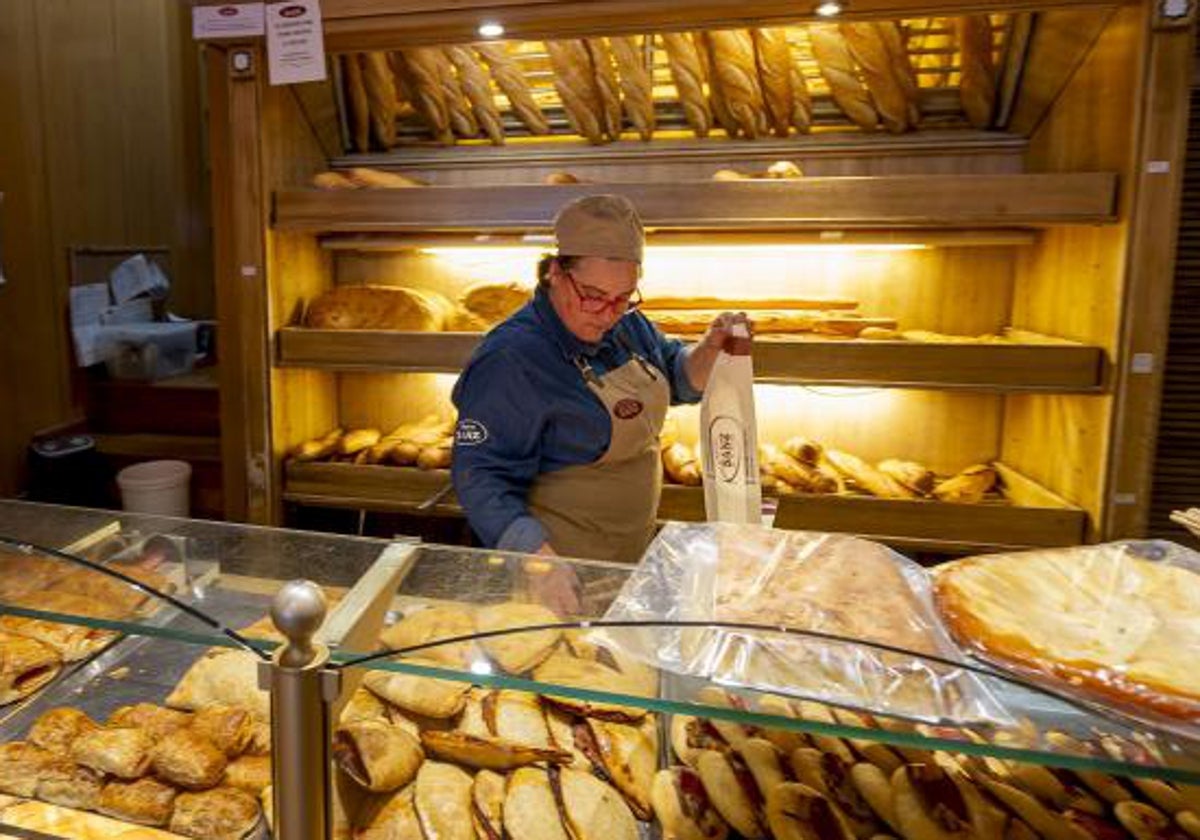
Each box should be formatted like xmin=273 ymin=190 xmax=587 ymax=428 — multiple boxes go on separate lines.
xmin=192 ymin=4 xmax=266 ymax=40
xmin=265 ymin=0 xmax=326 ymax=86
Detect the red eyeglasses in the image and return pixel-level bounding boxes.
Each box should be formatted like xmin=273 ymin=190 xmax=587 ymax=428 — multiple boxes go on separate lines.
xmin=565 ymin=271 xmax=643 ymax=314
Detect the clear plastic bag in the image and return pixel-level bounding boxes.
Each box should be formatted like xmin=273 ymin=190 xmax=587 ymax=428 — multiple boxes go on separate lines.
xmin=932 ymin=539 xmax=1200 ymax=740
xmin=598 ymin=522 xmax=1010 ymax=725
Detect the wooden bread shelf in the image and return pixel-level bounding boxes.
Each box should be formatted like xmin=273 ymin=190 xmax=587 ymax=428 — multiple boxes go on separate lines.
xmin=284 ymin=461 xmax=1086 ymax=552
xmin=273 ymin=174 xmax=1118 ymax=233
xmin=277 ymin=328 xmax=1105 ymax=391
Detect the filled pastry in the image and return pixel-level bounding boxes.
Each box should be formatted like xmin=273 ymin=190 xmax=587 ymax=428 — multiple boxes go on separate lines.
xmin=98 ymin=776 xmax=179 ymax=826
xmin=420 ymin=729 xmax=570 ymax=771
xmin=475 ymin=602 xmax=562 ymax=673
xmin=70 ymin=727 xmax=154 ymax=779
xmin=361 ymin=658 xmax=471 ymax=719
xmin=166 ymin=649 xmax=270 ymax=721
xmin=34 ymin=756 xmax=105 ymax=811
xmin=169 ymin=786 xmax=262 ymax=840
xmin=558 ymin=765 xmax=640 ymax=840
xmin=651 ymin=766 xmax=730 ymax=840
xmin=380 ymin=605 xmax=477 ymax=666
xmin=414 ymin=760 xmax=475 ymax=840
xmin=333 ymin=719 xmax=424 ymax=792
xmin=149 ymin=728 xmax=228 ymax=790
xmin=0 ymin=591 xmax=121 ymax=661
xmin=27 ymin=707 xmax=100 ymax=755
xmin=109 ymin=704 xmax=193 ymax=739
xmin=222 ymin=754 xmax=271 ymax=796
xmin=472 ymin=770 xmax=507 ymax=840
xmin=0 ymin=630 xmax=62 ymax=705
xmin=0 ymin=741 xmax=58 ymax=797
xmin=189 ymin=705 xmax=255 ymax=758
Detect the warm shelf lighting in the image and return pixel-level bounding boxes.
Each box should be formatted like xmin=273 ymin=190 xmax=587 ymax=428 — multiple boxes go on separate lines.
xmin=814 ymin=1 xmax=844 ymax=16
xmin=477 ymin=21 xmax=505 ymax=38
xmin=419 ymin=243 xmax=928 ymax=258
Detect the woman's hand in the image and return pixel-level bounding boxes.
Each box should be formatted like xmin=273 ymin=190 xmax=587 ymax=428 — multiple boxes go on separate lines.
xmin=685 ymin=311 xmax=754 ymax=391
xmin=523 ymin=546 xmax=582 ymax=616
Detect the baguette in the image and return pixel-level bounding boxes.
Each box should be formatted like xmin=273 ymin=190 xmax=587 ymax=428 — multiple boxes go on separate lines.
xmin=808 ymin=24 xmax=878 ymax=131
xmin=641 ymin=296 xmax=858 ymax=311
xmin=343 ymin=54 xmax=371 ymax=152
xmin=933 ymin=464 xmax=997 ymax=503
xmin=345 ymin=167 xmax=427 ymax=189
xmin=445 ymin=46 xmax=505 ymax=145
xmin=338 ymin=429 xmax=383 ymax=456
xmin=840 ymin=22 xmax=909 ymax=133
xmin=697 ymin=34 xmax=740 ymax=138
xmin=474 ymin=43 xmax=551 ymax=135
xmin=812 ymin=316 xmax=899 ymax=338
xmin=292 ymin=428 xmax=344 ymax=462
xmin=824 ymin=450 xmax=916 ymax=499
xmin=957 ymin=16 xmax=996 ymax=129
xmin=586 ymin=38 xmax=624 ymax=141
xmin=390 ymin=441 xmax=422 ymax=467
xmin=877 ymin=459 xmax=935 ymax=496
xmin=361 ymin=52 xmax=398 ymax=148
xmin=646 ymin=309 xmax=820 ymax=335
xmin=545 ymin=39 xmax=607 ymax=144
xmin=782 ymin=437 xmax=823 ymax=467
xmin=760 ymin=445 xmax=838 ymax=494
xmin=790 ymin=63 xmax=814 ymax=133
xmin=417 ymin=442 xmax=453 ymax=470
xmin=753 ymin=29 xmax=794 ymax=138
xmin=609 ymin=36 xmax=656 ymax=141
xmin=662 ymin=443 xmax=702 ymax=486
xmin=431 ymin=47 xmax=479 ymax=138
xmin=397 ymin=49 xmax=454 ymax=145
xmin=661 ymin=32 xmax=711 ymax=138
xmin=312 ymin=171 xmax=358 ymax=190
xmin=707 ymin=30 xmax=768 ymax=139
xmin=876 ymin=21 xmax=921 ymax=125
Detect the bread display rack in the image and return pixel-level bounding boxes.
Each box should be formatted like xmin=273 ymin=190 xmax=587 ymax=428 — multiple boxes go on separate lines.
xmin=203 ymin=0 xmax=1193 ymax=551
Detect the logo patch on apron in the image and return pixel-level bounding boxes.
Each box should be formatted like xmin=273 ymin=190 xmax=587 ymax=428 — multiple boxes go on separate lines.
xmin=613 ymin=398 xmax=644 ymax=420
xmin=454 ymin=419 xmax=489 ymax=446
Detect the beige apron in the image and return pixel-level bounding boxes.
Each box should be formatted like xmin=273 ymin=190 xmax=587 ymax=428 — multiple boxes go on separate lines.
xmin=527 ymin=352 xmax=670 ymax=563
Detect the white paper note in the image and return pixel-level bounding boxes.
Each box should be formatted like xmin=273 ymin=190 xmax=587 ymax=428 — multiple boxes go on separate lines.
xmin=265 ymin=0 xmax=326 ymax=86
xmin=110 ymin=254 xmax=169 ymax=304
xmin=192 ymin=3 xmax=266 ymax=39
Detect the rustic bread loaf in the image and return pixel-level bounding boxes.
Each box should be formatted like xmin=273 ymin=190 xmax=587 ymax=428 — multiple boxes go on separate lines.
xmin=305 ymin=285 xmax=455 ymax=331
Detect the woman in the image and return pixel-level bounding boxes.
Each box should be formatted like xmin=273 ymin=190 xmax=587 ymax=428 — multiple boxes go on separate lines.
xmin=451 ymin=194 xmax=746 ymax=566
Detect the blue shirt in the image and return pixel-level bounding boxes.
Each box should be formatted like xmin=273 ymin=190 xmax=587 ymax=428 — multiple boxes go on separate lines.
xmin=451 ymin=288 xmax=701 ymax=553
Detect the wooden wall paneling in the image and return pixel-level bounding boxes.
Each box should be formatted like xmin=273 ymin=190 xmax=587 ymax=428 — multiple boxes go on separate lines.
xmin=1004 ymin=4 xmax=1144 ymax=533
xmin=1105 ymin=13 xmax=1196 ymax=538
xmin=0 ymin=0 xmax=71 ymax=496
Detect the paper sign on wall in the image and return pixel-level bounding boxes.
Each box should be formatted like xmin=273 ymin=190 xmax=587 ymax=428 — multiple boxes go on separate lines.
xmin=192 ymin=4 xmax=266 ymax=40
xmin=265 ymin=0 xmax=327 ymax=86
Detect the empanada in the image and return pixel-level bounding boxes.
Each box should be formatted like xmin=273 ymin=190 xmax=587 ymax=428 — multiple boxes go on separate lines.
xmin=189 ymin=704 xmax=255 ymax=758
xmin=490 ymin=690 xmax=554 ymax=748
xmin=333 ymin=719 xmax=424 ymax=793
xmin=361 ymin=659 xmax=470 ymax=719
xmin=534 ymin=651 xmax=647 ymax=722
xmin=476 ymin=602 xmax=562 ymax=674
xmin=559 ymin=766 xmax=639 ymax=840
xmin=150 ymin=727 xmax=228 ymax=790
xmin=789 ymin=748 xmax=882 ymax=839
xmin=587 ymin=718 xmax=657 ymax=819
xmin=473 ymin=770 xmax=506 ymax=840
xmin=415 ymin=761 xmax=475 ymax=840
xmin=651 ymin=766 xmax=730 ymax=840
xmin=359 ymin=784 xmax=422 ymax=840
xmin=99 ymin=776 xmax=178 ymax=826
xmin=27 ymin=707 xmax=100 ymax=754
xmin=505 ymin=767 xmax=572 ymax=840
xmin=0 ymin=630 xmax=61 ymax=705
xmin=166 ymin=649 xmax=269 ymax=721
xmin=170 ymin=786 xmax=262 ymax=840
xmin=381 ymin=605 xmax=477 ymax=666
xmin=696 ymin=750 xmax=766 ymax=839
xmin=421 ymin=730 xmax=570 ymax=770
xmin=71 ymin=727 xmax=154 ymax=779
xmin=766 ymin=783 xmax=856 ymax=840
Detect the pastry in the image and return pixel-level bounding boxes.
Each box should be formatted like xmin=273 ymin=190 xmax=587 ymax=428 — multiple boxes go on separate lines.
xmin=828 ymin=709 xmax=904 ymax=775
xmin=150 ymin=727 xmax=228 ymax=790
xmin=696 ymin=750 xmax=766 ymax=838
xmin=189 ymin=705 xmax=255 ymax=758
xmin=586 ymin=38 xmax=624 ymax=140
xmin=789 ymin=748 xmax=882 ymax=839
xmin=782 ymin=437 xmax=823 ymax=467
xmin=663 ymin=443 xmax=702 ymax=486
xmin=661 ymin=32 xmax=711 ymax=137
xmin=380 ymin=604 xmax=477 ymax=666
xmin=850 ymin=762 xmax=903 ymax=836
xmin=71 ymin=727 xmax=153 ymax=779
xmin=505 ymin=767 xmax=572 ymax=840
xmin=362 ymin=52 xmax=398 ymax=149
xmin=559 ymin=766 xmax=640 ymax=840
xmin=707 ymin=30 xmax=767 ymax=138
xmin=893 ymin=764 xmax=1006 ymax=840
xmin=957 ymin=16 xmax=996 ymax=129
xmin=652 ymin=766 xmax=730 ymax=840
xmin=36 ymin=757 xmax=104 ymax=810
xmin=473 ymin=769 xmax=507 ymax=840
xmin=753 ymin=29 xmax=794 ymax=138
xmin=808 ymin=24 xmax=878 ymax=130
xmin=793 ymin=701 xmax=856 ymax=764
xmin=586 ymin=718 xmax=657 ymax=819
xmin=446 ymin=46 xmax=505 ymax=144
xmin=545 ymin=39 xmax=607 ymax=144
xmin=110 ymin=704 xmax=193 ymax=739
xmin=825 ymin=450 xmax=916 ymax=499
xmin=545 ymin=708 xmax=592 ymax=771
xmin=343 ymin=53 xmax=371 ymax=152
xmin=488 ymin=689 xmax=555 ymax=748
xmin=877 ymin=459 xmax=936 ymax=497
xmin=305 ymin=285 xmax=454 ymax=331
xmin=334 ymin=719 xmax=424 ymax=792
xmin=840 ymin=22 xmax=910 ymax=132
xmin=222 ymin=754 xmax=271 ymax=796
xmin=609 ymin=36 xmax=655 ymax=140
xmin=0 ymin=741 xmax=57 ymax=797
xmin=397 ymin=48 xmax=454 ymax=144
xmin=756 ymin=695 xmax=811 ymax=755
xmin=415 ymin=761 xmax=475 ymax=840
xmin=170 ymin=786 xmax=261 ymax=840
xmin=670 ymin=715 xmax=730 ymax=768
xmin=28 ymin=708 xmax=100 ymax=755
xmin=422 ymin=729 xmax=569 ymax=771
xmin=99 ymin=776 xmax=178 ymax=827
xmin=474 ymin=42 xmax=552 ymax=135
xmin=0 ymin=630 xmax=62 ymax=705
xmin=166 ymin=648 xmax=270 ymax=721
xmin=476 ymin=601 xmax=562 ymax=674
xmin=767 ymin=783 xmax=857 ymax=840
xmin=361 ymin=657 xmax=471 ymax=718
xmin=738 ymin=739 xmax=789 ymax=801
xmin=933 ymin=465 xmax=997 ymax=503
xmin=359 ymin=785 xmax=422 ymax=840
xmin=534 ymin=650 xmax=648 ymax=721
xmin=0 ymin=590 xmax=121 ymax=661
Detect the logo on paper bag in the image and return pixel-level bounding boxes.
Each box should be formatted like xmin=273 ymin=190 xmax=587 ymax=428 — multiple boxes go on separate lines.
xmin=709 ymin=416 xmax=743 ymax=482
xmin=218 ymin=6 xmax=240 ymax=16
xmin=279 ymin=4 xmax=306 ymax=17
xmin=613 ymin=399 xmax=644 ymax=420
xmin=455 ymin=419 xmax=489 ymax=447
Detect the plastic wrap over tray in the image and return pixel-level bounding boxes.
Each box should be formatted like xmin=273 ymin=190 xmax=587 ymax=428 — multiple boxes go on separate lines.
xmin=597 ymin=522 xmax=1011 ymax=725
xmin=933 ymin=539 xmax=1200 ymax=740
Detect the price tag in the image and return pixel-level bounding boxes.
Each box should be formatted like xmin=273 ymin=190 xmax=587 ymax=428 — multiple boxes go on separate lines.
xmin=265 ymin=0 xmax=327 ymax=86
xmin=192 ymin=4 xmax=265 ymax=40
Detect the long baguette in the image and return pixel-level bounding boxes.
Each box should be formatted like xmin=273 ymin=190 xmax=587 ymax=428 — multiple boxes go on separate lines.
xmin=641 ymin=296 xmax=858 ymax=311
xmin=343 ymin=54 xmax=371 ymax=152
xmin=361 ymin=52 xmax=398 ymax=148
xmin=345 ymin=167 xmax=426 ymax=189
xmin=661 ymin=32 xmax=711 ymax=138
xmin=430 ymin=47 xmax=479 ymax=138
xmin=825 ymin=450 xmax=916 ymax=499
xmin=292 ymin=428 xmax=344 ymax=462
xmin=545 ymin=39 xmax=607 ymax=144
xmin=707 ymin=30 xmax=768 ymax=138
xmin=877 ymin=459 xmax=936 ymax=496
xmin=933 ymin=464 xmax=996 ymax=503
xmin=586 ymin=38 xmax=624 ymax=141
xmin=609 ymin=36 xmax=655 ymax=141
xmin=790 ymin=62 xmax=814 ymax=133
xmin=840 ymin=22 xmax=909 ymax=133
xmin=876 ymin=21 xmax=921 ymax=125
xmin=697 ymin=34 xmax=740 ymax=138
xmin=474 ymin=42 xmax=551 ymax=135
xmin=957 ymin=16 xmax=996 ymax=128
xmin=397 ymin=49 xmax=453 ymax=144
xmin=753 ymin=29 xmax=794 ymax=138
xmin=808 ymin=24 xmax=878 ymax=131
xmin=445 ymin=46 xmax=505 ymax=145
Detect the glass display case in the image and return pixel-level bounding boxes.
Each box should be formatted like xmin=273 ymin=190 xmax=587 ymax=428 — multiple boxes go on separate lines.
xmin=0 ymin=500 xmax=1196 ymax=840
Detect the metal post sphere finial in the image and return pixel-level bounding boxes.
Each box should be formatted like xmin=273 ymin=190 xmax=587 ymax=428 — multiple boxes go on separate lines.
xmin=270 ymin=580 xmax=327 ymax=668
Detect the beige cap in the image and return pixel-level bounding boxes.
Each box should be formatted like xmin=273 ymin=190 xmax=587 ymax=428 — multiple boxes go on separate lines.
xmin=553 ymin=194 xmax=644 ymax=264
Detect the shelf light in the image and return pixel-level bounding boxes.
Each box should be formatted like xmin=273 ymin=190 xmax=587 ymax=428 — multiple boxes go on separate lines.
xmin=814 ymin=1 xmax=844 ymax=16
xmin=477 ymin=21 xmax=505 ymax=38
xmin=419 ymin=242 xmax=929 ymax=258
